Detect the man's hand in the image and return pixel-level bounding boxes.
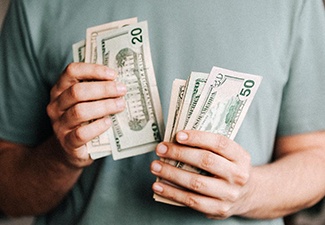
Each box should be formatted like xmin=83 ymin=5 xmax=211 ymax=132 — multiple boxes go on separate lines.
xmin=0 ymin=62 xmax=128 ymax=216
xmin=151 ymin=130 xmax=325 ymax=220
xmin=47 ymin=62 xmax=127 ymax=168
xmin=151 ymin=130 xmax=252 ymax=219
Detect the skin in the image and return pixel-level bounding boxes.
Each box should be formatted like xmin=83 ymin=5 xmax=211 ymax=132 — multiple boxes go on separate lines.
xmin=0 ymin=63 xmax=324 ymax=220
xmin=0 ymin=63 xmax=127 ymax=216
xmin=151 ymin=130 xmax=325 ymax=219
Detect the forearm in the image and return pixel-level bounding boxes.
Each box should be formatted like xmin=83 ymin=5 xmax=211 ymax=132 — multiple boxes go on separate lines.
xmin=240 ymin=148 xmax=325 ymax=219
xmin=0 ymin=136 xmax=84 ymax=217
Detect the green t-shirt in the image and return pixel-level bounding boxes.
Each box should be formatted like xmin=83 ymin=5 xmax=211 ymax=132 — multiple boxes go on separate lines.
xmin=1 ymin=0 xmax=325 ymax=224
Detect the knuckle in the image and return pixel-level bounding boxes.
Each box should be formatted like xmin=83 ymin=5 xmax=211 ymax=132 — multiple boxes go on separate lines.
xmin=189 ymin=176 xmax=207 ymax=191
xmin=65 ymin=63 xmax=77 ymax=76
xmin=214 ymin=135 xmax=229 ymax=150
xmin=184 ymin=194 xmax=199 ymax=208
xmin=49 ymin=86 xmax=58 ymax=100
xmin=243 ymin=151 xmax=252 ymax=163
xmin=240 ymin=171 xmax=250 ymax=185
xmin=200 ymin=152 xmax=215 ymax=170
xmin=73 ymin=127 xmax=86 ymax=143
xmin=234 ymin=152 xmax=251 ymax=185
xmin=232 ymin=167 xmax=250 ymax=185
xmin=70 ymin=84 xmax=83 ymax=100
xmin=217 ymin=204 xmax=232 ymax=219
xmin=46 ymin=103 xmax=55 ymax=119
xmin=226 ymin=188 xmax=240 ymax=202
xmin=70 ymin=104 xmax=85 ymax=121
xmin=52 ymin=122 xmax=62 ymax=137
xmin=172 ymin=145 xmax=183 ymax=160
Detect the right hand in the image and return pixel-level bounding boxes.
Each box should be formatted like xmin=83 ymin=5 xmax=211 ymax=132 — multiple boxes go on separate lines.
xmin=47 ymin=63 xmax=127 ymax=168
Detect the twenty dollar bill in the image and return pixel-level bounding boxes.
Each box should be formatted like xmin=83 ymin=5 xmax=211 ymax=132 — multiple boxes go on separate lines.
xmin=96 ymin=21 xmax=164 ymax=160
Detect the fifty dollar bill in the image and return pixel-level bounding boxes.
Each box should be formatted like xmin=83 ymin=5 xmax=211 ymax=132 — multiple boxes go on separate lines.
xmin=155 ymin=67 xmax=262 ymax=205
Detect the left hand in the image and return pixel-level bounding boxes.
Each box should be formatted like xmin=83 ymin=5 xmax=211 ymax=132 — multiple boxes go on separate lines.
xmin=151 ymin=130 xmax=252 ymax=219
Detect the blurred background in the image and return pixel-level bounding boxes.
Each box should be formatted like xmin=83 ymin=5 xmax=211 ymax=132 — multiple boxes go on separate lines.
xmin=0 ymin=1 xmax=34 ymax=224
xmin=0 ymin=0 xmax=324 ymax=225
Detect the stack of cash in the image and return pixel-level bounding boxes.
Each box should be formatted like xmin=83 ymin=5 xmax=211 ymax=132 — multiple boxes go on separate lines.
xmin=154 ymin=67 xmax=262 ymax=205
xmin=72 ymin=18 xmax=164 ymax=160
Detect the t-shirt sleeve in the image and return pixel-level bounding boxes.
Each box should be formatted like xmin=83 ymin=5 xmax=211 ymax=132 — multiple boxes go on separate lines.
xmin=0 ymin=0 xmax=52 ymax=146
xmin=277 ymin=0 xmax=325 ymax=136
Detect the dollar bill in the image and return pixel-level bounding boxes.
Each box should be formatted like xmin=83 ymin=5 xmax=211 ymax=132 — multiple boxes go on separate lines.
xmin=163 ymin=79 xmax=187 ymax=142
xmin=96 ymin=21 xmax=164 ymax=160
xmin=155 ymin=67 xmax=262 ymax=205
xmin=162 ymin=72 xmax=209 ymax=169
xmin=185 ymin=66 xmax=262 ymax=137
xmin=85 ymin=17 xmax=137 ymax=64
xmin=175 ymin=72 xmax=209 ymax=133
xmin=154 ymin=79 xmax=186 ymax=206
xmin=87 ymin=131 xmax=112 ymax=159
xmin=162 ymin=72 xmax=208 ymax=167
xmin=72 ymin=40 xmax=86 ymax=62
xmin=82 ymin=18 xmax=138 ymax=159
xmin=178 ymin=66 xmax=262 ymax=173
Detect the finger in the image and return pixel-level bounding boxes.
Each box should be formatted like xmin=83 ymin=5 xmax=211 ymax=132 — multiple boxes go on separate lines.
xmin=51 ymin=63 xmax=117 ymax=99
xmin=61 ymin=97 xmax=126 ymax=128
xmin=64 ymin=117 xmax=112 ymax=150
xmin=156 ymin=142 xmax=238 ymax=182
xmin=175 ymin=130 xmax=247 ymax=162
xmin=57 ymin=81 xmax=127 ymax=111
xmin=152 ymin=180 xmax=231 ymax=218
xmin=151 ymin=160 xmax=237 ymax=201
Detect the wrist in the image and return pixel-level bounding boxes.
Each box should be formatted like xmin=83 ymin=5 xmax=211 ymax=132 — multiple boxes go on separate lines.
xmin=48 ymin=136 xmax=93 ymax=169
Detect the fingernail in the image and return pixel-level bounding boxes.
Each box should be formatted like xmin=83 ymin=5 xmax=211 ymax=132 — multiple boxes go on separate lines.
xmin=116 ymin=82 xmax=127 ymax=94
xmin=106 ymin=68 xmax=116 ymax=78
xmin=116 ymin=98 xmax=125 ymax=109
xmin=153 ymin=183 xmax=163 ymax=193
xmin=151 ymin=162 xmax=162 ymax=173
xmin=177 ymin=131 xmax=188 ymax=141
xmin=157 ymin=143 xmax=167 ymax=155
